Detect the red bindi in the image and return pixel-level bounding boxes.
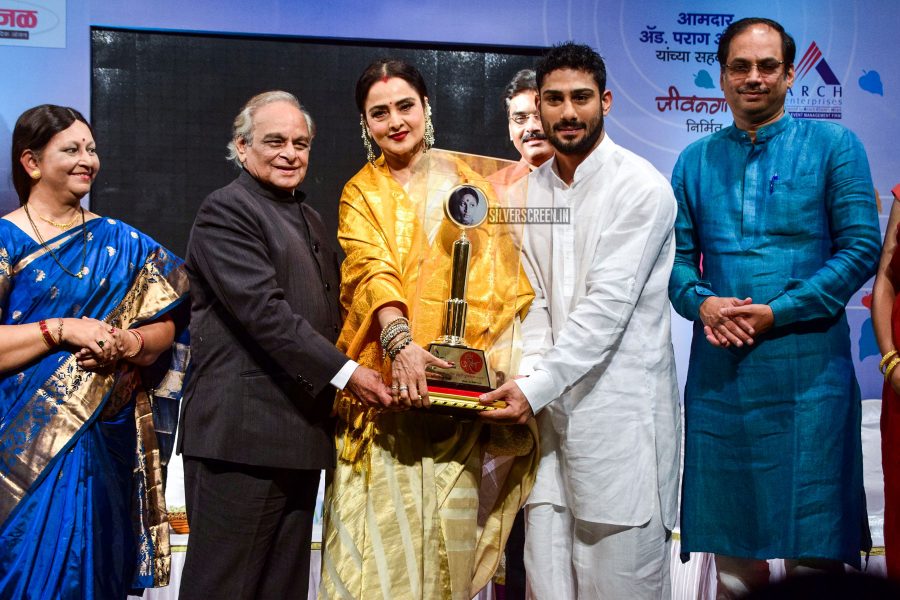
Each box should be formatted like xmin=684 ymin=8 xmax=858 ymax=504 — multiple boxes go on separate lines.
xmin=380 ymin=75 xmax=390 ymax=83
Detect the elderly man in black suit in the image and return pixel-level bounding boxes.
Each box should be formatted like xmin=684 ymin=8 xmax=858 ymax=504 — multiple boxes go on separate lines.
xmin=178 ymin=91 xmax=393 ymax=599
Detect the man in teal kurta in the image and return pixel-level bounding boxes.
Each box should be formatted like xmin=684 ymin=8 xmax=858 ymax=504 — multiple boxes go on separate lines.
xmin=668 ymin=17 xmax=880 ymax=597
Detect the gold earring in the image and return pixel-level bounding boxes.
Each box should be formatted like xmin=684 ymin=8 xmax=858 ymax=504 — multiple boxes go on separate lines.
xmin=30 ymin=169 xmax=41 ymax=180
xmin=423 ymin=99 xmax=435 ymax=152
xmin=360 ymin=115 xmax=376 ymax=165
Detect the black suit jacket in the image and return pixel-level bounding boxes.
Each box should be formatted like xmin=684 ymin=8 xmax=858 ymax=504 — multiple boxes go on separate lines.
xmin=178 ymin=170 xmax=346 ymax=469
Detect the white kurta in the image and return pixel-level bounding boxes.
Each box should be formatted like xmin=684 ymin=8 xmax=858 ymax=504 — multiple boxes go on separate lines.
xmin=516 ymin=134 xmax=681 ymax=528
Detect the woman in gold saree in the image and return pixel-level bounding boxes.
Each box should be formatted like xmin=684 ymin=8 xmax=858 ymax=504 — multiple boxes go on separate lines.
xmin=320 ymin=59 xmax=538 ymax=600
xmin=0 ymin=105 xmax=188 ymax=598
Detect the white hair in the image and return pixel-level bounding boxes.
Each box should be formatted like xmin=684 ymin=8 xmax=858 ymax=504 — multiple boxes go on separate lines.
xmin=225 ymin=90 xmax=316 ymax=167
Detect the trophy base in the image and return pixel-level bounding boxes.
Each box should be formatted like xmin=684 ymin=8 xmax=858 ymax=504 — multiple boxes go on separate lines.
xmin=425 ymin=344 xmax=502 ymax=416
xmin=426 ymin=343 xmax=493 ymax=388
xmin=427 ymin=384 xmax=506 ymax=416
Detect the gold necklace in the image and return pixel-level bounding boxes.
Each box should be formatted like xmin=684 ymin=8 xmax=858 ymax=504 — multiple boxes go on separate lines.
xmin=23 ymin=203 xmax=88 ymax=279
xmin=36 ymin=210 xmax=80 ymax=230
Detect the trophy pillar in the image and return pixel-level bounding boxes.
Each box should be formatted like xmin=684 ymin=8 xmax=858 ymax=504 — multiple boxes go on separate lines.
xmin=437 ymin=232 xmax=470 ymax=347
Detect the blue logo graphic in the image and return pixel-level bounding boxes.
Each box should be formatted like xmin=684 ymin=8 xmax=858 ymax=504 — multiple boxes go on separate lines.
xmin=694 ymin=70 xmax=715 ymax=89
xmin=859 ymin=70 xmax=884 ymax=96
xmin=858 ymin=316 xmax=879 ymax=362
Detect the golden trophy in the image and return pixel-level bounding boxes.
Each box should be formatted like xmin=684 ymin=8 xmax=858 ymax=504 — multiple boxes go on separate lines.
xmin=426 ymin=184 xmax=506 ymax=413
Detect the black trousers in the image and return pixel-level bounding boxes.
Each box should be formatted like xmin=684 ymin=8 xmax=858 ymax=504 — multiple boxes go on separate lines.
xmin=179 ymin=456 xmax=320 ymax=600
xmin=505 ymin=508 xmax=527 ymax=599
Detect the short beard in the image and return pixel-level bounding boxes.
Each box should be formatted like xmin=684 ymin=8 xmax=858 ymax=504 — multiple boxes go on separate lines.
xmin=549 ymin=113 xmax=604 ymax=155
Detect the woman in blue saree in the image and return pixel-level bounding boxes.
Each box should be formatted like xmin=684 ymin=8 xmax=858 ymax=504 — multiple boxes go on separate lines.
xmin=0 ymin=105 xmax=189 ymax=598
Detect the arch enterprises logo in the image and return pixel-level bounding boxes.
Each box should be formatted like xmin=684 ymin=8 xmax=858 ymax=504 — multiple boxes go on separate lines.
xmin=787 ymin=41 xmax=843 ymax=119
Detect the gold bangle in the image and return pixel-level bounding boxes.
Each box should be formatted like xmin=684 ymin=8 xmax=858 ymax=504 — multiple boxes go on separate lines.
xmin=56 ymin=318 xmax=64 ymax=345
xmin=124 ymin=329 xmax=145 ymax=359
xmin=881 ymin=350 xmax=899 ymax=373
xmin=885 ymin=356 xmax=900 ymax=381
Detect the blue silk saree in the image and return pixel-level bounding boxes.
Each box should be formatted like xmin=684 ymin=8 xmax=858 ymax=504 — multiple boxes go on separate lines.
xmin=0 ymin=217 xmax=189 ymax=598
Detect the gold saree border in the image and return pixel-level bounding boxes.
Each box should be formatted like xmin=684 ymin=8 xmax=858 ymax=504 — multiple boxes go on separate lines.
xmin=0 ymin=247 xmax=9 ymax=320
xmin=134 ymin=384 xmax=171 ymax=586
xmin=9 ymin=228 xmax=83 ymax=277
xmin=0 ymin=228 xmax=83 ymax=320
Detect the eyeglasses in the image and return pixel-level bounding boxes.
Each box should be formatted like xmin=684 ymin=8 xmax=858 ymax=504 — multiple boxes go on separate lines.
xmin=724 ymin=59 xmax=785 ymax=78
xmin=509 ymin=112 xmax=541 ymax=125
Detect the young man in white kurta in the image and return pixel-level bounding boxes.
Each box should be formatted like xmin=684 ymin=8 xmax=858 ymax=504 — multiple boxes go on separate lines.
xmin=480 ymin=43 xmax=681 ymax=599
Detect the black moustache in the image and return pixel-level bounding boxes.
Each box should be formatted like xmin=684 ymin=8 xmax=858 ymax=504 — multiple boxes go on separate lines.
xmin=738 ymin=86 xmax=768 ymax=94
xmin=522 ymin=131 xmax=548 ymax=143
xmin=553 ymin=121 xmax=585 ymax=131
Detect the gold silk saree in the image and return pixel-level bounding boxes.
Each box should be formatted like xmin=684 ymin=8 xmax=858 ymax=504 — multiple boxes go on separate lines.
xmin=321 ymin=150 xmax=538 ymax=599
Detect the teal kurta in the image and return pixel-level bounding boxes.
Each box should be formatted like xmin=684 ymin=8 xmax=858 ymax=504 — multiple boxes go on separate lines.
xmin=669 ymin=114 xmax=880 ymax=566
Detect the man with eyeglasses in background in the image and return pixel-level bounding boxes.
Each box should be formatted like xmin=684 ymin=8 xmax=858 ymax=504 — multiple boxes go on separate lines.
xmin=668 ymin=17 xmax=880 ymax=597
xmin=490 ymin=69 xmax=554 ymax=187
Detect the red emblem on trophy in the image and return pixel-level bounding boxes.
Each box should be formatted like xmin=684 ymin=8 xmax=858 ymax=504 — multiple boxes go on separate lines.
xmin=459 ymin=351 xmax=484 ymax=375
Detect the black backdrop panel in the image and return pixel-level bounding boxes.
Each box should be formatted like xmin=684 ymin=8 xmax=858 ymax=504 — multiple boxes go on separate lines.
xmin=90 ymin=28 xmax=544 ymax=256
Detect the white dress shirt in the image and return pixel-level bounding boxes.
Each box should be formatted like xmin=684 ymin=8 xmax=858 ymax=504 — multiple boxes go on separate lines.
xmin=516 ymin=135 xmax=681 ymax=527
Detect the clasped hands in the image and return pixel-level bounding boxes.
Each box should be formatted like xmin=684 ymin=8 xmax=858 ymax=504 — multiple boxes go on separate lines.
xmin=65 ymin=317 xmax=137 ymax=370
xmin=699 ymin=296 xmax=774 ymax=348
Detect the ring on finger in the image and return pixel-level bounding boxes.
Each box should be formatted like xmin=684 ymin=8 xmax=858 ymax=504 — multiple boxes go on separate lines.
xmin=398 ymin=384 xmax=408 ymax=392
xmin=97 ymin=339 xmax=106 ymax=348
